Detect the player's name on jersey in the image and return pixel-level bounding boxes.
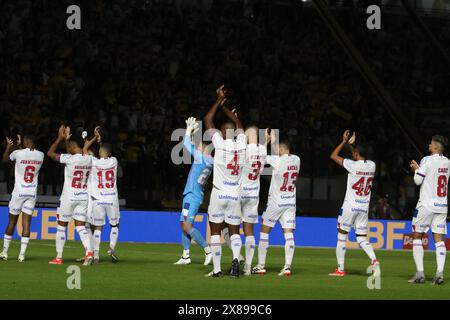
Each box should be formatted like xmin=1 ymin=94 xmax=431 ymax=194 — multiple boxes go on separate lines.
xmin=74 ymin=165 xmax=91 ymax=170
xmin=19 ymin=160 xmax=42 ymax=165
xmin=355 ymin=171 xmax=375 ymax=176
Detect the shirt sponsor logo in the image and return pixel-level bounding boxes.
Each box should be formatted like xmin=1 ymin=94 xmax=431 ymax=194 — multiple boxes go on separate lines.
xmin=20 ymin=184 xmax=37 ymax=188
xmin=218 ymin=195 xmax=238 ymax=201
xmin=280 ymin=195 xmax=295 ymax=200
xmin=223 ymin=181 xmax=239 ymax=186
xmin=355 ymin=199 xmax=369 ymax=204
xmin=434 ymin=203 xmax=447 ymax=208
xmin=278 ymin=203 xmax=295 ymax=208
xmin=96 ymin=202 xmax=113 ymax=206
xmin=242 ymin=186 xmax=258 ymax=191
xmin=18 ymin=194 xmax=35 ymax=198
xmin=74 ymin=191 xmax=88 ymax=196
xmin=241 ymin=195 xmax=258 ymax=200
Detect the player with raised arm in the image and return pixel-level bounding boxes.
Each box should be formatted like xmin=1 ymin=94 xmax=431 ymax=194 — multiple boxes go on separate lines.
xmin=240 ymin=126 xmax=267 ymax=276
xmin=174 ymin=117 xmax=213 ymax=266
xmin=47 ymin=125 xmax=94 ymax=266
xmin=329 ymin=130 xmax=379 ymax=277
xmin=83 ymin=127 xmax=121 ymax=264
xmin=408 ymin=135 xmax=450 ymax=285
xmin=252 ymin=130 xmax=300 ymax=276
xmin=0 ymin=134 xmax=44 ymax=262
xmin=204 ymin=85 xmax=246 ymax=278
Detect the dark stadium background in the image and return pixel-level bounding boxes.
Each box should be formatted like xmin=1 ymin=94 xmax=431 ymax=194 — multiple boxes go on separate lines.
xmin=0 ymin=0 xmax=449 ymax=220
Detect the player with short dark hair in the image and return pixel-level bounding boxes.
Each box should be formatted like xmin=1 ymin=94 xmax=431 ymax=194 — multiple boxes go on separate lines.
xmin=329 ymin=130 xmax=379 ymax=277
xmin=47 ymin=125 xmax=94 ymax=266
xmin=252 ymin=130 xmax=300 ymax=276
xmin=204 ymin=85 xmax=246 ymax=278
xmin=0 ymin=134 xmax=44 ymax=262
xmin=408 ymin=135 xmax=450 ymax=285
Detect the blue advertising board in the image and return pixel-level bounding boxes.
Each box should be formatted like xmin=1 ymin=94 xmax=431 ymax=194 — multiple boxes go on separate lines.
xmin=0 ymin=206 xmax=447 ymax=250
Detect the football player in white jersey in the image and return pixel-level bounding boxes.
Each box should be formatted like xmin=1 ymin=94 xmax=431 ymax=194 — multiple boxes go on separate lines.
xmin=83 ymin=127 xmax=120 ymax=264
xmin=329 ymin=130 xmax=379 ymax=277
xmin=252 ymin=130 xmax=300 ymax=276
xmin=204 ymin=85 xmax=246 ymax=278
xmin=408 ymin=135 xmax=450 ymax=285
xmin=47 ymin=125 xmax=94 ymax=266
xmin=240 ymin=126 xmax=267 ymax=275
xmin=0 ymin=133 xmax=44 ymax=262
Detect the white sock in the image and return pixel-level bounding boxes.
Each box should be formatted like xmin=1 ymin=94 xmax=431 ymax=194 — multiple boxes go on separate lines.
xmin=435 ymin=241 xmax=446 ymax=273
xmin=182 ymin=249 xmax=190 ymax=258
xmin=222 ymin=227 xmax=232 ymax=249
xmin=93 ymin=230 xmax=101 ymax=259
xmin=20 ymin=237 xmax=30 ymax=256
xmin=357 ymin=236 xmax=376 ymax=261
xmin=210 ymin=235 xmax=222 ymax=273
xmin=336 ymin=233 xmax=347 ymax=271
xmin=110 ymin=227 xmax=119 ymax=251
xmin=56 ymin=225 xmax=66 ymax=259
xmin=284 ymin=232 xmax=295 ymax=267
xmin=245 ymin=235 xmax=256 ymax=267
xmin=413 ymin=239 xmax=424 ymax=272
xmin=3 ymin=234 xmax=12 ymax=253
xmin=76 ymin=226 xmax=92 ymax=254
xmin=258 ymin=232 xmax=269 ymax=267
xmin=230 ymin=234 xmax=242 ymax=261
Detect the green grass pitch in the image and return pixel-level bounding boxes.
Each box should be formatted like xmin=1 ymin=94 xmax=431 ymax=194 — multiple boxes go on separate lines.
xmin=0 ymin=240 xmax=449 ymax=299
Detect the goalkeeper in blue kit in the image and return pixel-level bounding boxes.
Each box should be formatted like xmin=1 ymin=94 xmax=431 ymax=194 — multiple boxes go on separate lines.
xmin=174 ymin=117 xmax=213 ymax=265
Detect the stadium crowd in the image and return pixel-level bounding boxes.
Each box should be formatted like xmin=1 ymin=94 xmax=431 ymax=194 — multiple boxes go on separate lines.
xmin=0 ymin=0 xmax=448 ymax=217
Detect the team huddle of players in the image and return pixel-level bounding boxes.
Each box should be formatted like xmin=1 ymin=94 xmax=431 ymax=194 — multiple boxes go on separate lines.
xmin=177 ymin=85 xmax=450 ymax=285
xmin=0 ymin=126 xmax=120 ymax=266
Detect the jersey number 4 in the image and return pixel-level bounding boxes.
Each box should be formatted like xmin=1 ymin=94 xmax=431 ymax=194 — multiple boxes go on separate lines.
xmin=352 ymin=177 xmax=373 ymax=196
xmin=227 ymin=153 xmax=240 ymax=176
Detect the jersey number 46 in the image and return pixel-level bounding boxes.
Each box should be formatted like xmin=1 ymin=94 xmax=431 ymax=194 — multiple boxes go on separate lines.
xmin=352 ymin=177 xmax=373 ymax=196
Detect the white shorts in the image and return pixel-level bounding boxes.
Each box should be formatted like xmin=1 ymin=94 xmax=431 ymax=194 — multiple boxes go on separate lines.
xmin=240 ymin=193 xmax=259 ymax=224
xmin=208 ymin=188 xmax=241 ymax=225
xmin=262 ymin=202 xmax=296 ymax=229
xmin=337 ymin=204 xmax=368 ymax=234
xmin=90 ymin=198 xmax=120 ymax=227
xmin=9 ymin=195 xmax=36 ymax=215
xmin=412 ymin=207 xmax=447 ymax=235
xmin=57 ymin=198 xmax=88 ymax=223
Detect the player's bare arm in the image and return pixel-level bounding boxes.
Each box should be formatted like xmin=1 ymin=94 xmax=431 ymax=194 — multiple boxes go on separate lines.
xmin=2 ymin=138 xmax=14 ymax=163
xmin=203 ymin=85 xmax=226 ymax=131
xmin=264 ymin=128 xmax=271 ymax=147
xmin=83 ymin=126 xmax=102 ymax=155
xmin=330 ymin=130 xmax=355 ymax=166
xmin=47 ymin=125 xmax=67 ymax=161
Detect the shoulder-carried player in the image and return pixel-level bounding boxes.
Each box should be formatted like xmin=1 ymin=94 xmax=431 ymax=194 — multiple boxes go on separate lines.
xmin=83 ymin=127 xmax=121 ymax=264
xmin=329 ymin=130 xmax=379 ymax=277
xmin=0 ymin=133 xmax=44 ymax=262
xmin=47 ymin=125 xmax=94 ymax=266
xmin=174 ymin=117 xmax=213 ymax=266
xmin=203 ymin=85 xmax=246 ymax=278
xmin=252 ymin=130 xmax=300 ymax=276
xmin=408 ymin=135 xmax=450 ymax=285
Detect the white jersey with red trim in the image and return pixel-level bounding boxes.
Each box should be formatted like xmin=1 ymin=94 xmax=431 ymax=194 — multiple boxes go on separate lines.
xmin=240 ymin=143 xmax=267 ymax=194
xmin=267 ymin=154 xmax=300 ymax=206
xmin=342 ymin=159 xmax=376 ymax=213
xmin=9 ymin=148 xmax=44 ymax=197
xmin=88 ymin=156 xmax=119 ymax=201
xmin=59 ymin=153 xmax=92 ymax=201
xmin=414 ymin=153 xmax=450 ymax=214
xmin=211 ymin=131 xmax=246 ymax=192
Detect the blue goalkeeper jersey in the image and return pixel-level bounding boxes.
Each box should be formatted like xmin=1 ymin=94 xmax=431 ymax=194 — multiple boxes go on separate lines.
xmin=182 ymin=134 xmax=213 ymax=199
